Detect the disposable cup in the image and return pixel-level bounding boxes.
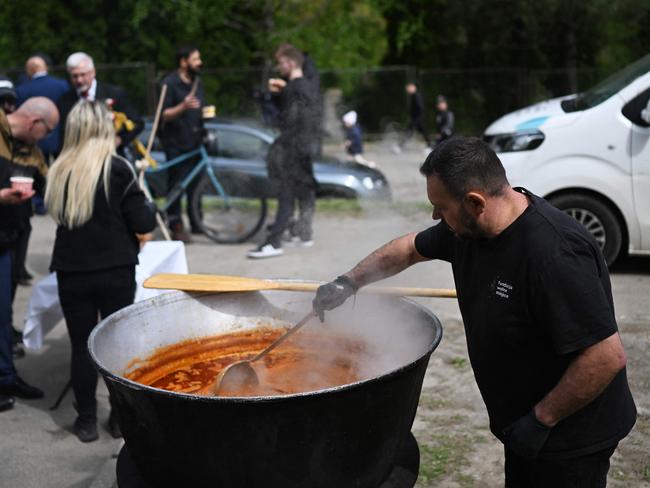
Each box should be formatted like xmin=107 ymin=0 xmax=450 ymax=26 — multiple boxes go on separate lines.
xmin=10 ymin=176 xmax=34 ymax=194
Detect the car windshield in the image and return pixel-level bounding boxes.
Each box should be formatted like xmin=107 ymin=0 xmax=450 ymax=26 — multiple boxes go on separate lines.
xmin=562 ymin=54 xmax=650 ymax=113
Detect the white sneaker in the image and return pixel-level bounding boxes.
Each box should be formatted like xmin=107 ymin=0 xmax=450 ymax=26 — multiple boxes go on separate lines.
xmin=283 ymin=236 xmax=314 ymax=248
xmin=246 ymin=243 xmax=284 ymax=259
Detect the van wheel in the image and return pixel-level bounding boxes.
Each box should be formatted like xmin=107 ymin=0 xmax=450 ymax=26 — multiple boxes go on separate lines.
xmin=548 ymin=194 xmax=622 ymax=266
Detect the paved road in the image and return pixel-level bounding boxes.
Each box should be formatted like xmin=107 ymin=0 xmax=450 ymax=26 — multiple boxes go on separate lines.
xmin=2 ymin=143 xmax=649 ymax=487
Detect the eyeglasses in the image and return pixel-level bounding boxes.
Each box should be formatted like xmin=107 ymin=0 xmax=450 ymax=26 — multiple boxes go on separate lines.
xmin=36 ymin=118 xmax=54 ymax=135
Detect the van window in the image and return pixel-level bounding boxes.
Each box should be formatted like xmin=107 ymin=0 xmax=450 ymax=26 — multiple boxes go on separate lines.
xmin=562 ymin=54 xmax=650 ymax=113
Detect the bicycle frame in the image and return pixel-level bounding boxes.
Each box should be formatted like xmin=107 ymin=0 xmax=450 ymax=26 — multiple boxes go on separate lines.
xmin=144 ymin=145 xmax=229 ymax=213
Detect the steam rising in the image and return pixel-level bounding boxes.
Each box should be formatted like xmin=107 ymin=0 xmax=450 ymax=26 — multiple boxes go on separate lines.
xmin=250 ymin=294 xmax=435 ymax=393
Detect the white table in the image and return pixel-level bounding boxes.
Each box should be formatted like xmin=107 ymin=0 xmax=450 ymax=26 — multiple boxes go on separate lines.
xmin=22 ymin=241 xmax=188 ymax=350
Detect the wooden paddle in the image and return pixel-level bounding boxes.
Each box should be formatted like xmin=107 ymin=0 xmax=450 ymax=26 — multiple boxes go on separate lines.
xmin=143 ymin=273 xmax=457 ymax=298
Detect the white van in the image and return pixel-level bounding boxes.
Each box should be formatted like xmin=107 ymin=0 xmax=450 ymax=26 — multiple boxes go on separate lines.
xmin=484 ymin=55 xmax=650 ymax=265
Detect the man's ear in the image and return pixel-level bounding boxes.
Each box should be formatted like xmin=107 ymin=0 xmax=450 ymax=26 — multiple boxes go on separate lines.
xmin=464 ymin=191 xmax=486 ymax=216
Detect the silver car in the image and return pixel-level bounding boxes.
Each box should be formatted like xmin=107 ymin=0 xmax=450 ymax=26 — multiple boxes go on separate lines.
xmin=142 ymin=120 xmax=391 ymax=200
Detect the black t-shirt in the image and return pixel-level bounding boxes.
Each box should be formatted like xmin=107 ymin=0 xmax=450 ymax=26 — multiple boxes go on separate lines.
xmin=414 ymin=188 xmax=636 ymax=459
xmin=159 ymin=72 xmax=205 ymax=154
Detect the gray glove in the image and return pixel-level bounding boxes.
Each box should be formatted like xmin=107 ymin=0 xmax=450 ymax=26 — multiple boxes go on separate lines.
xmin=502 ymin=410 xmax=552 ymax=459
xmin=312 ymin=275 xmax=359 ymax=321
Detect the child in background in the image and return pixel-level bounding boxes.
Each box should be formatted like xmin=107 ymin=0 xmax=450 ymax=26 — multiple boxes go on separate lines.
xmin=342 ymin=111 xmax=376 ymax=168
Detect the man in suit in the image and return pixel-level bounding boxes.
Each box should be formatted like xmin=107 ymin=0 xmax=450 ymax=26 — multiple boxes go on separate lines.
xmin=16 ymin=54 xmax=70 ymax=163
xmin=57 ymin=52 xmax=143 ymax=158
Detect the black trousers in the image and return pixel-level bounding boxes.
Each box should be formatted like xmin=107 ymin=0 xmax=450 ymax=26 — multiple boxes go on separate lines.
xmin=267 ymin=182 xmax=315 ymax=247
xmin=400 ymin=117 xmax=431 ymax=147
xmin=504 ymin=444 xmax=617 ymax=488
xmin=165 ymin=148 xmax=201 ymax=229
xmin=9 ymin=222 xmax=31 ymax=328
xmin=57 ymin=266 xmax=136 ymax=416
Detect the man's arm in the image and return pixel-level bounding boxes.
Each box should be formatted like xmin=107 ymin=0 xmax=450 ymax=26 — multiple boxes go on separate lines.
xmin=162 ymin=95 xmax=200 ymax=122
xmin=342 ymin=232 xmax=430 ymax=288
xmin=312 ymin=232 xmax=431 ymax=320
xmin=534 ymin=332 xmax=627 ymax=427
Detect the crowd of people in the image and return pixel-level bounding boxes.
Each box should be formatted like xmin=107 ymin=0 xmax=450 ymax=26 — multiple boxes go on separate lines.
xmin=0 ymin=42 xmax=329 ymax=442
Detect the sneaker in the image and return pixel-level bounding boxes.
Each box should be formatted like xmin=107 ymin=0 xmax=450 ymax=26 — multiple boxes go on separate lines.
xmin=247 ymin=243 xmax=283 ymax=259
xmin=283 ymin=236 xmax=314 ymax=248
xmin=74 ymin=416 xmax=99 ymax=443
xmin=0 ymin=394 xmax=14 ymax=412
xmin=0 ymin=376 xmax=44 ymax=399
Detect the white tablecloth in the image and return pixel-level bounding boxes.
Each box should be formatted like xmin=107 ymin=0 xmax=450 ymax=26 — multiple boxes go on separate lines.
xmin=22 ymin=241 xmax=188 ymax=350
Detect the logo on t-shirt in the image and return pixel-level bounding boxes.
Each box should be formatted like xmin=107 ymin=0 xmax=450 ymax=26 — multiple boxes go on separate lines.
xmin=495 ymin=279 xmax=513 ymax=299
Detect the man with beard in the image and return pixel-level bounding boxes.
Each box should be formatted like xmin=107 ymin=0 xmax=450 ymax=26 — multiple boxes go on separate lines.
xmin=247 ymin=45 xmax=319 ymax=258
xmin=159 ymin=45 xmax=205 ymax=242
xmin=313 ymin=136 xmax=636 ymax=487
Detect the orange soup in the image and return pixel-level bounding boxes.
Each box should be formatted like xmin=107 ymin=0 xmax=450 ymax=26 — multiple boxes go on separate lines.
xmin=124 ymin=327 xmax=373 ymax=397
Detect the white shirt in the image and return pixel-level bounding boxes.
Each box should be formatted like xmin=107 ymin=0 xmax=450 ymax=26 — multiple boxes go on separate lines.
xmin=77 ymin=79 xmax=97 ymax=101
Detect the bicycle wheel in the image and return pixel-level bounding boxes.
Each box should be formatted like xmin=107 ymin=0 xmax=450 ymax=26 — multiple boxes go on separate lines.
xmin=190 ymin=174 xmax=267 ymax=244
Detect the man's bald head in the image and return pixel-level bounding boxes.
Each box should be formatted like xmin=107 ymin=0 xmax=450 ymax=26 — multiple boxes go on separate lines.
xmin=7 ymin=97 xmax=59 ymax=144
xmin=25 ymin=56 xmax=48 ymax=78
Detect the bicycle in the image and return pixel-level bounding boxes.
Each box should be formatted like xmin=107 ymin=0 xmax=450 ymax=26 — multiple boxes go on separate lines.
xmin=143 ymin=145 xmax=267 ymax=244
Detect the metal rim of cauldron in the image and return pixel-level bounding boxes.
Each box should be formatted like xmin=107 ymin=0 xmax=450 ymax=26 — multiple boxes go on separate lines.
xmin=88 ymin=290 xmax=443 ymax=404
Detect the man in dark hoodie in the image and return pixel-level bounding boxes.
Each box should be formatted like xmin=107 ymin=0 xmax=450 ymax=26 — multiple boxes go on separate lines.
xmin=248 ymin=45 xmax=320 ymax=258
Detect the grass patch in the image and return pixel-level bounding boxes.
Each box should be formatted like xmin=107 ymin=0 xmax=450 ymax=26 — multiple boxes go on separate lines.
xmin=449 ymin=356 xmax=469 ymax=369
xmin=154 ymin=197 xmax=364 ymax=214
xmin=418 ymin=433 xmax=473 ymax=486
xmin=643 ymin=465 xmax=650 ymax=482
xmin=316 ymin=198 xmax=363 ymax=213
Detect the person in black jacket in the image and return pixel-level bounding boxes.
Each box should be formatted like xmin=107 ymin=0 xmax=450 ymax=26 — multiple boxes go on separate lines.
xmin=395 ymin=83 xmax=432 ymax=153
xmin=0 ymin=97 xmax=58 ymax=412
xmin=45 ymin=101 xmax=156 ymax=443
xmin=434 ymin=95 xmax=455 ymax=145
xmin=57 ymin=52 xmax=143 ymax=160
xmin=247 ymin=45 xmax=320 ymax=258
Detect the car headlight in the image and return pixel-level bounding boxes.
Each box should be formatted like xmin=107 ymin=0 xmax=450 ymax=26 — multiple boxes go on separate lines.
xmin=362 ymin=176 xmax=375 ymax=190
xmin=484 ymin=130 xmax=545 ymax=153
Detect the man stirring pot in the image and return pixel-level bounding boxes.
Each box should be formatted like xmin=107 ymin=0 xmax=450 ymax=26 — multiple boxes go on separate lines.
xmin=313 ymin=137 xmax=636 ymax=488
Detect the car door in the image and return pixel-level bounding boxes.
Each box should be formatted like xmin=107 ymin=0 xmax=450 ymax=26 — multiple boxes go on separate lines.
xmin=209 ymin=127 xmax=273 ymax=198
xmin=623 ymin=87 xmax=650 ymax=250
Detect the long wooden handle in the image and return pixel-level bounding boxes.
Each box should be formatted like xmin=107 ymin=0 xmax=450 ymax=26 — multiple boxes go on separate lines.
xmin=138 ymin=84 xmax=171 ymax=241
xmin=143 ymin=273 xmax=457 ymax=298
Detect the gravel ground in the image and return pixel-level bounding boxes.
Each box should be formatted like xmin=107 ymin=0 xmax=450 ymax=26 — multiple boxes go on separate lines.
xmin=2 ymin=142 xmax=649 ymax=487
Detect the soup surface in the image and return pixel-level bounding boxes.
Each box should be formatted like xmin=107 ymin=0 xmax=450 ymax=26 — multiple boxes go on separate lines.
xmin=124 ymin=326 xmax=373 ymax=397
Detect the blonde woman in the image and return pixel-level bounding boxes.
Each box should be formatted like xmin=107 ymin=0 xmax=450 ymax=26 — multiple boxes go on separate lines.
xmin=46 ymin=101 xmax=155 ymax=442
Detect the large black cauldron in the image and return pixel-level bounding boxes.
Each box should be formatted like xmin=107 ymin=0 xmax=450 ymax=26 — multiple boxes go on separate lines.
xmin=89 ymin=290 xmax=442 ymax=487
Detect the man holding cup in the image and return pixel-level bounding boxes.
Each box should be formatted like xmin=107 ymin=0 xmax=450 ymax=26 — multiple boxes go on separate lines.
xmin=0 ymin=97 xmax=58 ymax=411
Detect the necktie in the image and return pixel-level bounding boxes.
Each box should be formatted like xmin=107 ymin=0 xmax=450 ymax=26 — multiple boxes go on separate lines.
xmin=81 ymin=90 xmax=89 ymax=99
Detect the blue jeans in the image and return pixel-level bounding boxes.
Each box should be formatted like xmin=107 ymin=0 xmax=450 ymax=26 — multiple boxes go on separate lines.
xmin=0 ymin=251 xmax=16 ymax=386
